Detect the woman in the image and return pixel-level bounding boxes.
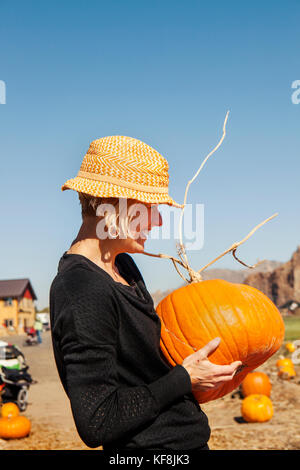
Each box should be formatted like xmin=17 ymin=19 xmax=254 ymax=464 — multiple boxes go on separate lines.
xmin=50 ymin=135 xmax=241 ymax=451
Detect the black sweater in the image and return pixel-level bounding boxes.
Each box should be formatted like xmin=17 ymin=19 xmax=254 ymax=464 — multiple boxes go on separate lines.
xmin=49 ymin=251 xmax=210 ymax=450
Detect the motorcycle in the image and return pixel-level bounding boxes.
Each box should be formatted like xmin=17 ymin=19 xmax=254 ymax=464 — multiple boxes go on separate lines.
xmin=0 ymin=365 xmax=34 ymax=411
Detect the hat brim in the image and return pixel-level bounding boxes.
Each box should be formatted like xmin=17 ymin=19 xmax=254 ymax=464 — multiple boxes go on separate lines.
xmin=61 ymin=176 xmax=184 ymax=209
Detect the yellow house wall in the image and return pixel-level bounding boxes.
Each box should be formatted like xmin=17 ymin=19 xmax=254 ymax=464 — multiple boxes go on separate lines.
xmin=0 ymin=299 xmax=18 ymax=326
xmin=18 ymin=297 xmax=36 ymax=330
xmin=0 ymin=298 xmax=36 ymax=335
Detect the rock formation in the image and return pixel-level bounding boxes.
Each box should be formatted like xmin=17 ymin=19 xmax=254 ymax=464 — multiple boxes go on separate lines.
xmin=244 ymin=246 xmax=300 ymax=307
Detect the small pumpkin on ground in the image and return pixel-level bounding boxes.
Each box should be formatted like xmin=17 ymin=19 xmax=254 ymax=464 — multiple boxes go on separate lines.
xmin=1 ymin=402 xmax=19 ymax=419
xmin=241 ymin=371 xmax=271 ymax=398
xmin=285 ymin=342 xmax=296 ymax=353
xmin=0 ymin=415 xmax=31 ymax=439
xmin=278 ymin=365 xmax=296 ymax=380
xmin=241 ymin=394 xmax=274 ymax=423
xmin=276 ymin=356 xmax=294 ymax=369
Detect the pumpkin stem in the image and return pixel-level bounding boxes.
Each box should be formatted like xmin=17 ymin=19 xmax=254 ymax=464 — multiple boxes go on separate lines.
xmin=142 ymin=112 xmax=230 ymax=284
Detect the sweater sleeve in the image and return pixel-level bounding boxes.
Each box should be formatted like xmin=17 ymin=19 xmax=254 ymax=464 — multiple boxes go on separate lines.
xmin=55 ymin=268 xmax=192 ymax=449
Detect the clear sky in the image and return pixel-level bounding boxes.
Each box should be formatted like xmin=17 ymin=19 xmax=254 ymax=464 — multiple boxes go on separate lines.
xmin=0 ymin=0 xmax=299 ymax=309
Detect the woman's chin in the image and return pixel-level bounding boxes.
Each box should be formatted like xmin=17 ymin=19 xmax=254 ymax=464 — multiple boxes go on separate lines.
xmin=126 ymin=237 xmax=146 ymax=253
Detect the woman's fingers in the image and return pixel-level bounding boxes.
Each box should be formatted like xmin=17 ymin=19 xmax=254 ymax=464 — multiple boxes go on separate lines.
xmin=196 ymin=337 xmax=221 ymax=360
xmin=212 ymin=361 xmax=242 ymax=376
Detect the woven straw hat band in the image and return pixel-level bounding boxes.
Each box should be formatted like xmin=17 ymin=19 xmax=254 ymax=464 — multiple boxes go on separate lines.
xmin=77 ymin=171 xmax=169 ymax=194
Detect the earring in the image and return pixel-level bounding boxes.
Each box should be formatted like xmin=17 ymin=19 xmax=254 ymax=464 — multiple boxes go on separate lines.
xmin=108 ymin=223 xmax=119 ymax=239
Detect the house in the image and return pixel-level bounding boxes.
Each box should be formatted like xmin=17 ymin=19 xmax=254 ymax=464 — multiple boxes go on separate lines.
xmin=0 ymin=279 xmax=37 ymax=335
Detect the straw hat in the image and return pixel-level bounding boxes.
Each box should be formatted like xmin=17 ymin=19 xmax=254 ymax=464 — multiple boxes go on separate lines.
xmin=61 ymin=135 xmax=183 ymax=208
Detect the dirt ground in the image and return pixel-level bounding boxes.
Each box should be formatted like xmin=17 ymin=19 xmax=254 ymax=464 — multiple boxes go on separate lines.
xmin=0 ymin=331 xmax=299 ymax=451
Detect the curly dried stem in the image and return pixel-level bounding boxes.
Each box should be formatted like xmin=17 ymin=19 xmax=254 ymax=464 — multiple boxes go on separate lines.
xmin=232 ymin=249 xmax=265 ymax=269
xmin=197 ymin=213 xmax=278 ymax=274
xmin=178 ymin=111 xmax=230 ymax=270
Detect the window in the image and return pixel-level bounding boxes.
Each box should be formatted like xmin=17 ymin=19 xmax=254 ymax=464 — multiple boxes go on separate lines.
xmin=4 ymin=298 xmax=13 ymax=306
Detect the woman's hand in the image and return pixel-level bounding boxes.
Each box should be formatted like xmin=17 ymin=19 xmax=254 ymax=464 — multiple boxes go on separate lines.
xmin=181 ymin=337 xmax=242 ymax=392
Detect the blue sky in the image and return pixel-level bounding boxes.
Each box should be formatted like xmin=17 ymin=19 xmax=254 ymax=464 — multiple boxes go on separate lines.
xmin=0 ymin=0 xmax=299 ymax=309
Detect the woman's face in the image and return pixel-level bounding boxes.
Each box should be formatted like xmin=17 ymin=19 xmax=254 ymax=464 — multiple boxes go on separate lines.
xmin=122 ymin=202 xmax=163 ymax=253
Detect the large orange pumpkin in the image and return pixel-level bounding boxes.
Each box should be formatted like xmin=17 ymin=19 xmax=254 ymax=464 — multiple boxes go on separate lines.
xmin=241 ymin=372 xmax=271 ymax=397
xmin=0 ymin=416 xmax=31 ymax=439
xmin=241 ymin=394 xmax=274 ymax=423
xmin=156 ymin=279 xmax=285 ymax=403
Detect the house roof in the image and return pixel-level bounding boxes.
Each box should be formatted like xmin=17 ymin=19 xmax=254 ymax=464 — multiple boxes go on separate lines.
xmin=0 ymin=279 xmax=37 ymax=301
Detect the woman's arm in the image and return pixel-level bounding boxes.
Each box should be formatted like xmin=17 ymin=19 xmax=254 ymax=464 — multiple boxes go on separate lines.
xmin=51 ymin=268 xmax=192 ymax=448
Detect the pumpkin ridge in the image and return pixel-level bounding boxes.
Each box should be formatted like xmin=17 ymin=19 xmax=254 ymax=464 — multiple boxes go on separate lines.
xmin=243 ymin=286 xmax=283 ymax=363
xmin=243 ymin=285 xmax=278 ymax=350
xmin=170 ymin=284 xmax=212 ymax=355
xmin=225 ymin=284 xmax=254 ymax=367
xmin=195 ymin=282 xmax=232 ymax=363
xmin=237 ymin=287 xmax=265 ymax=363
xmin=165 ymin=291 xmax=192 ymax=361
xmin=205 ymin=280 xmax=240 ymax=362
xmin=162 ymin=295 xmax=185 ymax=363
xmin=223 ymin=283 xmax=251 ymax=362
xmin=255 ymin=287 xmax=277 ymax=352
xmin=191 ymin=284 xmax=224 ymax=357
xmin=248 ymin=287 xmax=268 ymax=347
xmin=187 ymin=285 xmax=217 ymax=354
xmin=170 ymin=288 xmax=196 ymax=357
xmin=244 ymin=286 xmax=277 ymax=357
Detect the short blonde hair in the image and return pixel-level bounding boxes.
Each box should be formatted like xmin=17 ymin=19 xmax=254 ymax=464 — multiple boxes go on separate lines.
xmin=78 ymin=192 xmax=145 ymax=238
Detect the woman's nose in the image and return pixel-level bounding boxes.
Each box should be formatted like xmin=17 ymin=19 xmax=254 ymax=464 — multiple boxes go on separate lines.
xmin=150 ymin=206 xmax=163 ymax=228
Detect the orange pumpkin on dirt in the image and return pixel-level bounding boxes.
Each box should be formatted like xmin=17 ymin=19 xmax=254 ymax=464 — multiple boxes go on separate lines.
xmin=278 ymin=365 xmax=296 ymax=380
xmin=0 ymin=415 xmax=31 ymax=439
xmin=241 ymin=394 xmax=274 ymax=423
xmin=241 ymin=371 xmax=271 ymax=398
xmin=276 ymin=357 xmax=294 ymax=369
xmin=1 ymin=402 xmax=19 ymax=419
xmin=156 ymin=279 xmax=285 ymax=403
xmin=285 ymin=342 xmax=296 ymax=353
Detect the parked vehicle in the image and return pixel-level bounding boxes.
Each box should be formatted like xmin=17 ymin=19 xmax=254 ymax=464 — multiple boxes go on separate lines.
xmin=0 ymin=341 xmax=35 ymax=411
xmin=0 ymin=365 xmax=34 ymax=411
xmin=0 ymin=340 xmax=26 ymax=369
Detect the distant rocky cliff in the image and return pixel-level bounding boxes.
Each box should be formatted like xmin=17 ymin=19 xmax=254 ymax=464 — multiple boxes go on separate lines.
xmin=244 ymin=246 xmax=300 ymax=307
